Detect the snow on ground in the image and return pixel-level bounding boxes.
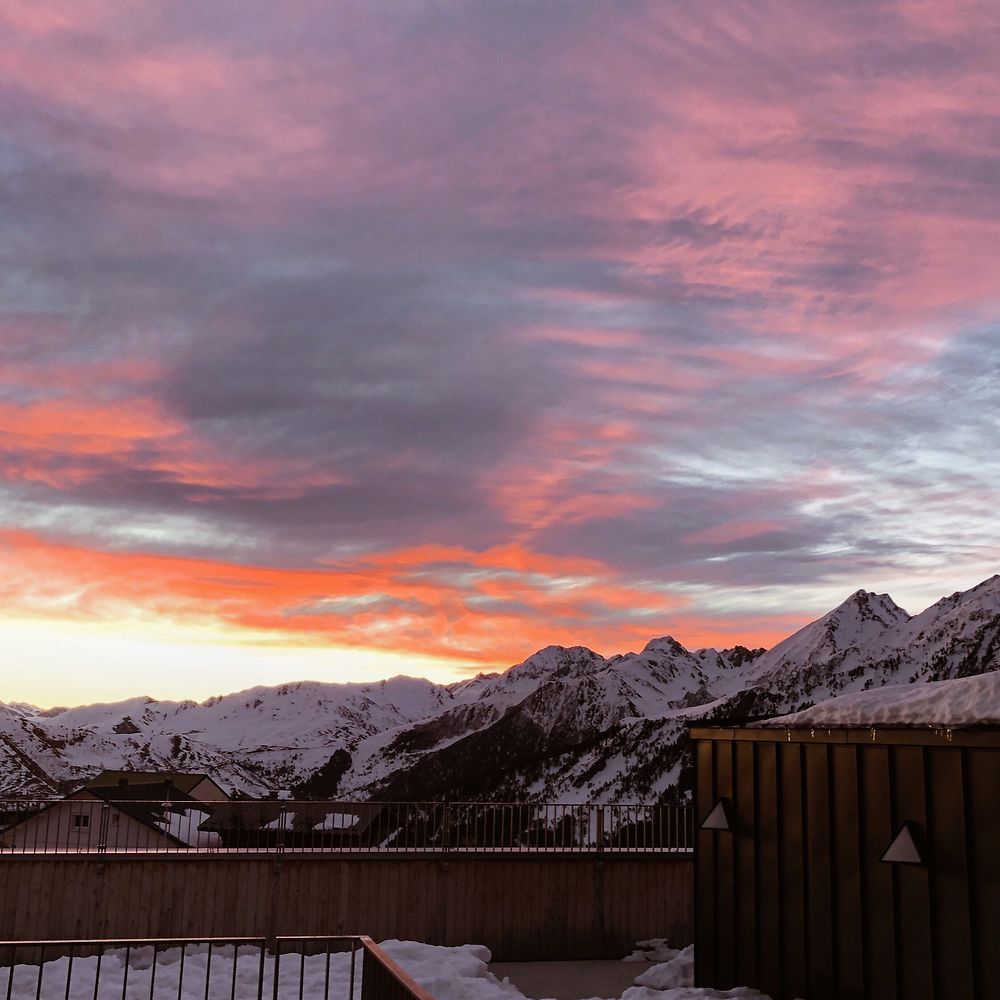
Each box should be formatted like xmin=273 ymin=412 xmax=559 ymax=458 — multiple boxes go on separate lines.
xmin=758 ymin=669 xmax=1000 ymax=728
xmin=623 ymin=938 xmax=682 ymax=962
xmin=0 ymin=940 xmax=523 ymax=1000
xmin=1 ymin=939 xmax=775 ymax=1000
xmin=631 ymin=945 xmax=694 ymax=990
xmin=620 ymin=938 xmax=770 ymax=1000
xmin=614 ymin=944 xmax=773 ymax=1000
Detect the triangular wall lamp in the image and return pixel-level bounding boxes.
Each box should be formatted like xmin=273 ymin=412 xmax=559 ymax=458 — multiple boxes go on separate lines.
xmin=880 ymin=821 xmax=926 ymax=865
xmin=700 ymin=797 xmax=734 ymax=832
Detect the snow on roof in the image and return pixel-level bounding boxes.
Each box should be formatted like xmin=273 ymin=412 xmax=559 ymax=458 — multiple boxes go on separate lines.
xmin=756 ymin=670 xmax=1000 ymax=729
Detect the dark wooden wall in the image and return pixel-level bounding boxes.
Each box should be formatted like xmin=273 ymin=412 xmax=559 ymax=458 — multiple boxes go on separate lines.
xmin=0 ymin=853 xmax=692 ymax=961
xmin=692 ymin=727 xmax=1000 ymax=1000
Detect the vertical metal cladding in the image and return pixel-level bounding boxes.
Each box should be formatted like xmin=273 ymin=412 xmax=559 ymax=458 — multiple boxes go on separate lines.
xmin=691 ymin=726 xmax=1000 ymax=1000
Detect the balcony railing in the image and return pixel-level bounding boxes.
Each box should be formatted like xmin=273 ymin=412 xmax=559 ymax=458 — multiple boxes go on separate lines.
xmin=0 ymin=935 xmax=434 ymax=1000
xmin=0 ymin=799 xmax=692 ymax=855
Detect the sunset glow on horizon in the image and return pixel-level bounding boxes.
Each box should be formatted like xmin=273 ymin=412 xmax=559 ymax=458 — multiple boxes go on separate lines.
xmin=3 ymin=1 xmax=1000 ymax=706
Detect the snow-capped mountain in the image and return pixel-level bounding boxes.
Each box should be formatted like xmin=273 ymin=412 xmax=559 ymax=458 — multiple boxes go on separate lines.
xmin=726 ymin=575 xmax=1000 ymax=719
xmin=0 ymin=678 xmax=453 ymax=797
xmin=1 ymin=577 xmax=998 ymax=801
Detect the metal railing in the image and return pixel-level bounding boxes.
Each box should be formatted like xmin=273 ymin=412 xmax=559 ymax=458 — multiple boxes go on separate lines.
xmin=0 ymin=936 xmax=434 ymax=1000
xmin=0 ymin=799 xmax=692 ymax=855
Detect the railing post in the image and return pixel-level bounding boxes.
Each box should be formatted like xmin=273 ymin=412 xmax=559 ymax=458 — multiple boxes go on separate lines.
xmin=277 ymin=805 xmax=287 ymax=853
xmin=98 ymin=802 xmax=110 ymax=854
xmin=596 ymin=806 xmax=604 ymax=852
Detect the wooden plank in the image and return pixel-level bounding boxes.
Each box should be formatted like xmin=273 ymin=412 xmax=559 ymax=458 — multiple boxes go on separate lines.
xmin=137 ymin=861 xmax=157 ymax=937
xmin=347 ymin=858 xmax=363 ymax=939
xmin=308 ymin=858 xmax=323 ymax=934
xmin=600 ymin=855 xmax=616 ymax=958
xmin=531 ymin=857 xmax=548 ymax=959
xmin=97 ymin=860 xmax=118 ymax=939
xmin=694 ymin=738 xmax=717 ymax=985
xmin=926 ymin=748 xmax=974 ymax=1000
xmin=524 ymin=858 xmax=540 ymax=955
xmin=830 ymin=745 xmax=864 ymax=1000
xmin=714 ymin=740 xmax=736 ymax=987
xmin=506 ymin=858 xmax=526 ymax=960
xmin=891 ymin=745 xmax=933 ymax=1000
xmin=612 ymin=860 xmax=629 ymax=959
xmin=681 ymin=857 xmax=694 ymax=944
xmin=239 ymin=859 xmax=259 ymax=936
xmin=859 ymin=745 xmax=897 ymax=1000
xmin=378 ymin=860 xmax=395 ymax=940
xmin=964 ymin=748 xmax=1000 ymax=997
xmin=804 ymin=743 xmax=834 ymax=1000
xmin=431 ymin=859 xmax=447 ymax=945
xmin=733 ymin=740 xmax=758 ymax=987
xmin=139 ymin=860 xmax=156 ymax=937
xmin=755 ymin=742 xmax=781 ymax=999
xmin=14 ymin=858 xmax=40 ymax=938
xmin=560 ymin=858 xmax=576 ymax=953
xmin=0 ymin=858 xmax=13 ymax=937
xmin=778 ymin=742 xmax=806 ymax=1000
xmin=441 ymin=857 xmax=459 ymax=948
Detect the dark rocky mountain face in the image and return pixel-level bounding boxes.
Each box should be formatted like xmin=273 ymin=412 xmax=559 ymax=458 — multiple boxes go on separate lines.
xmin=2 ymin=578 xmax=998 ymax=801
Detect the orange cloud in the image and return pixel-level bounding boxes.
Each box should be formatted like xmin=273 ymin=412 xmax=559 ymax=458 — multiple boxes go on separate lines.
xmin=0 ymin=390 xmax=343 ymax=496
xmin=0 ymin=529 xmax=723 ymax=668
xmin=0 ymin=399 xmax=180 ymax=455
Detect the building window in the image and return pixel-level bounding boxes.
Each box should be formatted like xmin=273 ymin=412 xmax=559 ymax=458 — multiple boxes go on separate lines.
xmin=72 ymin=814 xmax=90 ymax=829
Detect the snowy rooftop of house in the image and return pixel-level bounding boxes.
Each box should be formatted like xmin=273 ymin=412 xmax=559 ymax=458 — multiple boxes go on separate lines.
xmin=752 ymin=670 xmax=1000 ymax=730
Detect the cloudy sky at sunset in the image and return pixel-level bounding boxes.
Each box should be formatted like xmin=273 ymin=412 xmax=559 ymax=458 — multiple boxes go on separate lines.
xmin=4 ymin=1 xmax=1000 ymax=706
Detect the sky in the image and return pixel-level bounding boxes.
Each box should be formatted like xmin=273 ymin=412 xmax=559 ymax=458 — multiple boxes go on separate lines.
xmin=3 ymin=0 xmax=1000 ymax=707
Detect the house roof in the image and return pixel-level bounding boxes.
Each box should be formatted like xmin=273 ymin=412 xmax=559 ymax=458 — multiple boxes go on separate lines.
xmin=689 ymin=724 xmax=1000 ymax=748
xmin=86 ymin=770 xmax=219 ymax=795
xmin=83 ymin=787 xmax=196 ymax=845
xmin=88 ymin=781 xmax=195 ymax=803
xmin=199 ymin=800 xmax=383 ymax=836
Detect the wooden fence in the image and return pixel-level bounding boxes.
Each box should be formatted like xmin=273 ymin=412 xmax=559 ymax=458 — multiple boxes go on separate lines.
xmin=0 ymin=853 xmax=692 ymax=961
xmin=691 ymin=725 xmax=1000 ymax=1000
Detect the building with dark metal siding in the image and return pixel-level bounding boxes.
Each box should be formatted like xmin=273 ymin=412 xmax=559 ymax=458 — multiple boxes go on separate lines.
xmin=690 ymin=725 xmax=1000 ymax=1000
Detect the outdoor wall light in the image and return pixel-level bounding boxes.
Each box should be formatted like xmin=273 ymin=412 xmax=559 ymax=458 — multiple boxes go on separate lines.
xmin=880 ymin=821 xmax=926 ymax=865
xmin=700 ymin=797 xmax=734 ymax=832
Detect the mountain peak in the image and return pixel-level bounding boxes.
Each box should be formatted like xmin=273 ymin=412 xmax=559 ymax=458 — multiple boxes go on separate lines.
xmin=751 ymin=588 xmax=909 ymax=675
xmin=507 ymin=644 xmax=604 ymax=680
xmin=640 ymin=635 xmax=690 ymax=657
xmin=838 ymin=588 xmax=907 ymax=615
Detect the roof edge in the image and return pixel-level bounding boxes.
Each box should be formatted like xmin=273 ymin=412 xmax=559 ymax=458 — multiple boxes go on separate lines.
xmin=688 ymin=724 xmax=1000 ymax=748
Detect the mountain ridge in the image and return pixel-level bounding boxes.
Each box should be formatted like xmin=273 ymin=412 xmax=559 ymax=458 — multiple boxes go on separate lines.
xmin=2 ymin=578 xmax=998 ymax=800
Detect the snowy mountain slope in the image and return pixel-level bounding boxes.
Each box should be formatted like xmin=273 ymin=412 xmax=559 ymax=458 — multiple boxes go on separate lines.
xmin=1 ymin=577 xmax=998 ymax=801
xmin=337 ymin=640 xmax=763 ymax=802
xmin=0 ymin=678 xmax=456 ymax=797
xmin=747 ymin=590 xmax=909 ymax=681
